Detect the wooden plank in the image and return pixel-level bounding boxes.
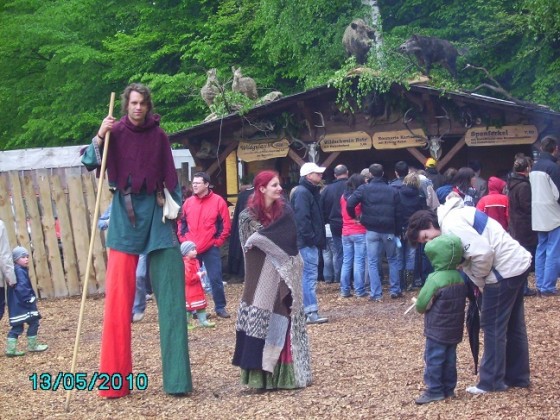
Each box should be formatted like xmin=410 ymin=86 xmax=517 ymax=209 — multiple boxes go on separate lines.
xmin=406 ymin=147 xmax=428 ymax=167
xmin=21 ymin=171 xmax=53 ymax=298
xmin=99 ymin=177 xmax=112 ymax=214
xmin=37 ymin=170 xmax=67 ymax=297
xmin=0 ymin=173 xmax=16 ymax=246
xmin=288 ymin=149 xmax=305 ymax=166
xmin=52 ymin=174 xmax=81 ymax=296
xmin=9 ymin=171 xmax=38 ymax=291
xmin=66 ymin=168 xmax=92 ymax=295
xmin=320 ymin=152 xmax=340 ymax=169
xmin=206 ymin=142 xmax=238 ymax=177
xmin=82 ymin=172 xmax=106 ymax=294
xmin=439 ymin=137 xmax=466 ymax=170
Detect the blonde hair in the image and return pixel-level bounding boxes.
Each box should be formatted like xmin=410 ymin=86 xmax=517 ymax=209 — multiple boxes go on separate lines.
xmin=403 ymin=172 xmax=420 ymax=188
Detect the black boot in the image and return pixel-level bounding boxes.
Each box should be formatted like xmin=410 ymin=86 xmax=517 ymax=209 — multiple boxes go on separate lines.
xmin=411 ymin=274 xmax=423 ymax=290
xmin=404 ymin=270 xmax=415 ymax=291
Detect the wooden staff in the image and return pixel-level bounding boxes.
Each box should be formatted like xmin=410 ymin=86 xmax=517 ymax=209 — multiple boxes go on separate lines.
xmin=65 ymin=92 xmax=115 ymax=412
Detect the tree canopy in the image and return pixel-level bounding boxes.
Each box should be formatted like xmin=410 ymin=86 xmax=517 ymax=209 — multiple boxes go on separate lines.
xmin=1 ymin=0 xmax=559 ymax=150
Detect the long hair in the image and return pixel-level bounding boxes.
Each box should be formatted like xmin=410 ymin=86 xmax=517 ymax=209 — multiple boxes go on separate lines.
xmin=452 ymin=167 xmax=475 ymax=195
xmin=344 ymin=173 xmax=365 ymax=198
xmin=247 ymin=170 xmax=284 ymax=226
xmin=121 ymin=83 xmax=154 ymax=116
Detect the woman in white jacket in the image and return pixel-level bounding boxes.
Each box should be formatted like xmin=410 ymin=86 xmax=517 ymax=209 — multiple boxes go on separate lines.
xmin=406 ymin=194 xmax=531 ymax=395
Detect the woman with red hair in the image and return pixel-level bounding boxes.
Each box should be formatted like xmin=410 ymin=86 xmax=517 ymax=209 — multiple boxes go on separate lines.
xmin=232 ymin=170 xmax=312 ymax=390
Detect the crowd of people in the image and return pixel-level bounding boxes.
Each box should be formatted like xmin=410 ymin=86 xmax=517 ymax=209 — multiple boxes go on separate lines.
xmin=3 ymin=82 xmax=558 ymax=406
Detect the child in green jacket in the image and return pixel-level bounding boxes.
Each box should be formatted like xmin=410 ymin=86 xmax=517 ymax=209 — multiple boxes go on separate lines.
xmin=415 ymin=233 xmax=466 ymax=404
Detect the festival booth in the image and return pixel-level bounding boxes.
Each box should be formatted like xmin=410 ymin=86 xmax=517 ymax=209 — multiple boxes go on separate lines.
xmin=169 ymin=82 xmax=560 ymax=202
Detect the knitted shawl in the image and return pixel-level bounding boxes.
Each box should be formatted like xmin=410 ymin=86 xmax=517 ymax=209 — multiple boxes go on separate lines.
xmin=232 ymin=206 xmax=312 ymax=388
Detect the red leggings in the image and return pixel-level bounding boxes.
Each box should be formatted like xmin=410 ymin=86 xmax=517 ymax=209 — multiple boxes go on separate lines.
xmin=99 ymin=249 xmax=138 ymax=398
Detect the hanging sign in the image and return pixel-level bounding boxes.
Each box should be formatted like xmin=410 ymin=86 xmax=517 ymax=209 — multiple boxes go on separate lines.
xmin=319 ymin=131 xmax=372 ymax=152
xmin=372 ymin=129 xmax=427 ymax=149
xmin=465 ymin=125 xmax=538 ymax=146
xmin=237 ymin=138 xmax=290 ymax=162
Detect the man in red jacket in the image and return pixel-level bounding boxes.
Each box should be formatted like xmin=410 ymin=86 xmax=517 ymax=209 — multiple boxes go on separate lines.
xmin=178 ymin=172 xmax=232 ymax=318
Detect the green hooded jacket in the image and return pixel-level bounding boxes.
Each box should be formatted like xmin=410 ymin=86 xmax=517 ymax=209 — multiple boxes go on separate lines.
xmin=416 ymin=233 xmax=464 ymax=313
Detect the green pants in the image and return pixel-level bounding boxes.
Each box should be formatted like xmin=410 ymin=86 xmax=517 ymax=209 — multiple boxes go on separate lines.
xmin=150 ymin=247 xmax=192 ymax=394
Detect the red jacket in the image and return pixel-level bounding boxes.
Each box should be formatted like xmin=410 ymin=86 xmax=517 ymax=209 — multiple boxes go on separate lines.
xmin=476 ymin=177 xmax=509 ymax=230
xmin=183 ymin=257 xmax=207 ymax=311
xmin=178 ymin=191 xmax=231 ymax=254
xmin=341 ymin=195 xmax=366 ymax=236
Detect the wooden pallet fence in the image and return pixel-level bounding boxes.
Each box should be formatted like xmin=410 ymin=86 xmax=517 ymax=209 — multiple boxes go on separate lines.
xmin=0 ymin=168 xmax=112 ymax=299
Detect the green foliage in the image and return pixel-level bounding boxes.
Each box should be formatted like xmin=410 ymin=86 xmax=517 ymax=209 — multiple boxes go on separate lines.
xmin=1 ymin=0 xmax=560 ymax=150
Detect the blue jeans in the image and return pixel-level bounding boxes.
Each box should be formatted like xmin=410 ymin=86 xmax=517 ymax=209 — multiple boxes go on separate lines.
xmin=341 ymin=234 xmax=366 ymax=296
xmin=477 ymin=273 xmax=530 ymax=391
xmin=198 ymin=246 xmax=227 ymax=312
xmin=322 ymin=237 xmax=335 ymax=282
xmin=300 ymin=246 xmax=319 ymax=314
xmin=133 ymin=254 xmax=148 ymax=315
xmin=0 ymin=287 xmax=4 ymax=321
xmin=535 ymin=226 xmax=560 ymax=293
xmin=423 ymin=338 xmax=457 ymax=397
xmin=332 ymin=234 xmax=343 ymax=282
xmin=365 ymin=231 xmax=400 ymax=298
xmin=397 ymin=238 xmax=416 ymax=271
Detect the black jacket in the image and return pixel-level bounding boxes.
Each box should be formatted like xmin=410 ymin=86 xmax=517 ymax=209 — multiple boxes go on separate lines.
xmin=508 ymin=173 xmax=537 ymax=247
xmin=425 ymin=167 xmax=446 ymax=190
xmin=346 ymin=177 xmax=401 ymax=234
xmin=290 ymin=177 xmax=326 ymax=249
xmin=424 ymin=283 xmax=466 ymax=345
xmin=320 ymin=178 xmax=347 ymax=236
xmin=397 ymin=184 xmax=426 ymax=233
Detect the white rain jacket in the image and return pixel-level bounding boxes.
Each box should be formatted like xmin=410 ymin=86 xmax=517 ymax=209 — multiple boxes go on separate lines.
xmin=437 ymin=196 xmax=531 ymax=290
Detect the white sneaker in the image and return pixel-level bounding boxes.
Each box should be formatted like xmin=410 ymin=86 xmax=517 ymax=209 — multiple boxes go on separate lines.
xmin=132 ymin=312 xmax=145 ymax=323
xmin=306 ymin=312 xmax=328 ymax=324
xmin=466 ymin=386 xmax=487 ymax=395
xmin=145 ymin=294 xmax=153 ymax=301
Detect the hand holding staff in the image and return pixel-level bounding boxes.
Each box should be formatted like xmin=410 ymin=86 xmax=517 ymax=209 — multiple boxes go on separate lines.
xmin=404 ymin=296 xmax=418 ymax=315
xmin=65 ymin=92 xmax=115 ymax=412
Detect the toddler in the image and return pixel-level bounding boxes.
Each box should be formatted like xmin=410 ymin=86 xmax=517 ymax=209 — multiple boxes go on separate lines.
xmin=181 ymin=241 xmax=215 ymax=329
xmin=415 ymin=234 xmax=466 ymax=404
xmin=6 ymin=246 xmax=48 ymax=356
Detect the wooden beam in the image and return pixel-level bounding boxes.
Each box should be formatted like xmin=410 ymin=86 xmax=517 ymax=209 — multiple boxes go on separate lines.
xmin=288 ymin=149 xmax=305 ymax=166
xmin=406 ymin=147 xmax=427 ymax=166
xmin=205 ymin=142 xmax=238 ymax=177
xmin=320 ymin=152 xmax=340 ymax=169
xmin=439 ymin=137 xmax=466 ymax=169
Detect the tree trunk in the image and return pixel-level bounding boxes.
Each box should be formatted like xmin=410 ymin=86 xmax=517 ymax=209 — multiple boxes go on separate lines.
xmin=362 ymin=0 xmax=384 ymax=61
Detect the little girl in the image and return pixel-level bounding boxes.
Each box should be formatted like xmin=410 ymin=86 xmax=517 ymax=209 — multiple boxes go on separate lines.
xmin=6 ymin=246 xmax=48 ymax=356
xmin=181 ymin=241 xmax=215 ymax=329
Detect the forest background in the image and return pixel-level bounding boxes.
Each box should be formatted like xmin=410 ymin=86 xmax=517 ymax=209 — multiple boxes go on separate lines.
xmin=1 ymin=0 xmax=559 ymax=151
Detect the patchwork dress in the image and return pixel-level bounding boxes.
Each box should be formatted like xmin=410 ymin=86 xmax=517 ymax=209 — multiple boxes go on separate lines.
xmin=233 ymin=206 xmax=312 ymax=389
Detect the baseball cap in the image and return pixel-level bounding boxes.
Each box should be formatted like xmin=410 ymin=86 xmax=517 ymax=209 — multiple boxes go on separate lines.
xmin=425 ymin=158 xmax=437 ymax=168
xmin=300 ymin=162 xmax=326 ymax=177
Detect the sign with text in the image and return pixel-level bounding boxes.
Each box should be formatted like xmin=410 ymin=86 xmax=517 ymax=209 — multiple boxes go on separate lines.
xmin=320 ymin=132 xmax=372 ymax=152
xmin=372 ymin=129 xmax=427 ymax=149
xmin=237 ymin=138 xmax=290 ymax=162
xmin=465 ymin=125 xmax=538 ymax=147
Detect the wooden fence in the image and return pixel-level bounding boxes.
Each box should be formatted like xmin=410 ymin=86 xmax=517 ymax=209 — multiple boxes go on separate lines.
xmin=0 ymin=168 xmax=113 ymax=299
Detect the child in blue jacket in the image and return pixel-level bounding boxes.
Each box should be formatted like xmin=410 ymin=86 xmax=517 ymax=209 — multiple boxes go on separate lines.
xmin=6 ymin=246 xmax=48 ymax=356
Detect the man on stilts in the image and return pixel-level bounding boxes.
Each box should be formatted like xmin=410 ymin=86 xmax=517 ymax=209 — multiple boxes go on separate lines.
xmin=82 ymin=83 xmax=192 ymax=398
